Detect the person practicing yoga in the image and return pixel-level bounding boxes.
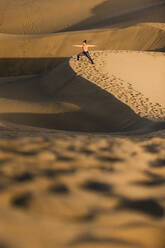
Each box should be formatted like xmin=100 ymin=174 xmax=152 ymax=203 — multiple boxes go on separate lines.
xmin=77 ymin=40 xmax=94 ymax=64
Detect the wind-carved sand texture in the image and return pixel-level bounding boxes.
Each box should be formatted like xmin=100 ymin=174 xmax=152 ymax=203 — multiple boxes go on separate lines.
xmin=0 ymin=0 xmax=165 ymax=247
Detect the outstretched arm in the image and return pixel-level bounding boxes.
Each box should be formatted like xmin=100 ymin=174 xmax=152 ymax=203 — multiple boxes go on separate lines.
xmin=73 ymin=45 xmax=96 ymax=48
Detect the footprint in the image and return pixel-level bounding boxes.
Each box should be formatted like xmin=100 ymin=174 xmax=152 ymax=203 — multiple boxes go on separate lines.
xmin=120 ymin=198 xmax=164 ymax=218
xmin=82 ymin=180 xmax=112 ymax=194
xmin=134 ymin=178 xmax=165 ymax=187
xmin=11 ymin=192 xmax=32 ymax=208
xmin=14 ymin=172 xmax=34 ymax=183
xmin=151 ymin=159 xmax=165 ymax=168
xmin=97 ymin=155 xmax=123 ymax=163
xmin=49 ymin=184 xmax=70 ymax=195
xmin=43 ymin=168 xmax=76 ymax=178
xmin=137 ymin=171 xmax=165 ymax=187
xmin=144 ymin=144 xmax=160 ymax=154
xmin=57 ymin=155 xmax=74 ymax=161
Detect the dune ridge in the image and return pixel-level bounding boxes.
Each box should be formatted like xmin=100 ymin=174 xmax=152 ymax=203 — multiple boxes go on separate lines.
xmin=0 ymin=50 xmax=164 ymax=134
xmin=70 ymin=51 xmax=165 ymax=120
xmin=0 ymin=23 xmax=165 ymax=76
xmin=0 ymin=0 xmax=164 ymax=34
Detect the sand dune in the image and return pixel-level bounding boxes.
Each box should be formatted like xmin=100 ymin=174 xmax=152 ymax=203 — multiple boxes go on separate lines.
xmin=0 ymin=23 xmax=165 ymax=76
xmin=103 ymin=51 xmax=165 ymax=106
xmin=0 ymin=0 xmax=165 ymax=34
xmin=0 ymin=55 xmax=146 ymax=132
xmin=0 ymin=0 xmax=103 ymax=34
xmin=0 ymin=0 xmax=165 ymax=76
xmin=0 ymin=50 xmax=164 ymax=133
xmin=0 ymin=0 xmax=165 ymax=247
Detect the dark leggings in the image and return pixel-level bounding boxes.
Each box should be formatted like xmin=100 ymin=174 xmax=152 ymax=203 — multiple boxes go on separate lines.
xmin=77 ymin=51 xmax=94 ymax=64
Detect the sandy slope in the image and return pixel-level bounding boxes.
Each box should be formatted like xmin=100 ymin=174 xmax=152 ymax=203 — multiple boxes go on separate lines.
xmin=0 ymin=0 xmax=103 ymax=34
xmin=70 ymin=51 xmax=165 ymax=123
xmin=0 ymin=0 xmax=165 ymax=248
xmin=0 ymin=1 xmax=165 ymax=76
xmin=0 ymin=50 xmax=164 ymax=133
xmin=0 ymin=23 xmax=165 ymax=76
xmin=0 ymin=0 xmax=164 ymax=34
xmin=103 ymin=51 xmax=165 ymax=106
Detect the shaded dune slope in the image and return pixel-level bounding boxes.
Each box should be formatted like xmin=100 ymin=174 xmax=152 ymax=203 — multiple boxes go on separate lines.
xmin=61 ymin=0 xmax=165 ymax=32
xmin=0 ymin=52 xmax=164 ymax=134
xmin=0 ymin=23 xmax=165 ymax=76
xmin=0 ymin=0 xmax=103 ymax=34
xmin=0 ymin=59 xmax=145 ymax=132
xmin=0 ymin=0 xmax=165 ymax=34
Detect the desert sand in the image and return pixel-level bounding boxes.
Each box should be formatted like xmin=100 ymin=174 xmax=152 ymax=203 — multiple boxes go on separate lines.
xmin=0 ymin=0 xmax=165 ymax=248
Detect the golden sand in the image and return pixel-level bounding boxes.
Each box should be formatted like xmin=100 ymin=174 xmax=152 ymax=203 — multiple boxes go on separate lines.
xmin=0 ymin=0 xmax=165 ymax=247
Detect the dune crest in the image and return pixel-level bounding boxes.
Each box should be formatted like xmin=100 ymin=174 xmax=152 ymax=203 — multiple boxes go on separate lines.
xmin=0 ymin=50 xmax=164 ymax=133
xmin=0 ymin=0 xmax=165 ymax=34
xmin=70 ymin=51 xmax=165 ymax=122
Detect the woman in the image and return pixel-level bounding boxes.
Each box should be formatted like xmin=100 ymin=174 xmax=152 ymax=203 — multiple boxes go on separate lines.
xmin=77 ymin=40 xmax=94 ymax=64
